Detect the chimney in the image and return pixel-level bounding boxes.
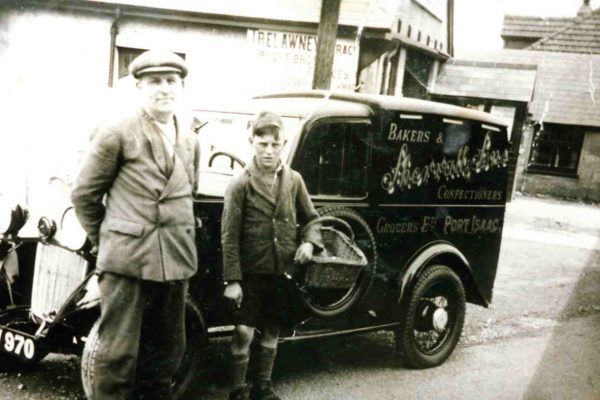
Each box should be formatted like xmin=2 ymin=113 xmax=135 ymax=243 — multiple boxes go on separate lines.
xmin=577 ymin=0 xmax=592 ymax=17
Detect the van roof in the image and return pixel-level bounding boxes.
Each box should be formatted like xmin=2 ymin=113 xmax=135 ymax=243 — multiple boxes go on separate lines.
xmin=255 ymin=91 xmax=509 ymax=127
xmin=193 ymin=90 xmax=508 ymax=127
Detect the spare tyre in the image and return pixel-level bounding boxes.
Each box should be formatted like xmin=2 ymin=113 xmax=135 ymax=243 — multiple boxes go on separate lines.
xmin=295 ymin=206 xmax=377 ymax=318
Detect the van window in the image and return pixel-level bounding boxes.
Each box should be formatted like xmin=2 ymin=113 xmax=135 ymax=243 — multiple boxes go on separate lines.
xmin=295 ymin=121 xmax=370 ymax=198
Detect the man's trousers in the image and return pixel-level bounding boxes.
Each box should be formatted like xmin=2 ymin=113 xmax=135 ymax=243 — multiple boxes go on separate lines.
xmin=92 ymin=272 xmax=187 ymax=400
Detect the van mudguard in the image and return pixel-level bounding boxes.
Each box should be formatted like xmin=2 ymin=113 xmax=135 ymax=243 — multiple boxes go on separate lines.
xmin=398 ymin=241 xmax=489 ymax=307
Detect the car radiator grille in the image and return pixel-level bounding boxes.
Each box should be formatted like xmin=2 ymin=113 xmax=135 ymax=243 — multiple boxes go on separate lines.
xmin=31 ymin=243 xmax=88 ymax=318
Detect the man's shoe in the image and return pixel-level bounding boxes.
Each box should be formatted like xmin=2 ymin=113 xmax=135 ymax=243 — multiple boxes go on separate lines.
xmin=250 ymin=380 xmax=281 ymax=400
xmin=229 ymin=385 xmax=250 ymax=400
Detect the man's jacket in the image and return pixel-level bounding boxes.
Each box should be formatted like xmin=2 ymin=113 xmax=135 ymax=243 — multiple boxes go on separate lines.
xmin=71 ymin=109 xmax=199 ymax=282
xmin=221 ymin=160 xmax=322 ymax=282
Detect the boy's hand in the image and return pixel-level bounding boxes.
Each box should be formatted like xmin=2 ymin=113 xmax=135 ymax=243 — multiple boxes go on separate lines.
xmin=294 ymin=242 xmax=314 ymax=264
xmin=224 ymin=282 xmax=243 ymax=308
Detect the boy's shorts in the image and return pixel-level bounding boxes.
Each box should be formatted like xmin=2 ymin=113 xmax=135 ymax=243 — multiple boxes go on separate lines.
xmin=232 ymin=274 xmax=292 ymax=328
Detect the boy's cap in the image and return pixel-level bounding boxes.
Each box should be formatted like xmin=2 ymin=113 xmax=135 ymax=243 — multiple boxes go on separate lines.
xmin=252 ymin=111 xmax=283 ymax=134
xmin=129 ymin=50 xmax=188 ymax=79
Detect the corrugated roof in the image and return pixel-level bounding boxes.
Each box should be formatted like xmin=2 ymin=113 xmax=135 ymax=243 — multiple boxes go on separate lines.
xmin=528 ymin=10 xmax=600 ymax=54
xmin=501 ymin=15 xmax=573 ymax=39
xmin=84 ymin=0 xmax=395 ymax=29
xmin=445 ymin=50 xmax=600 ymax=127
xmin=432 ymin=59 xmax=537 ymax=103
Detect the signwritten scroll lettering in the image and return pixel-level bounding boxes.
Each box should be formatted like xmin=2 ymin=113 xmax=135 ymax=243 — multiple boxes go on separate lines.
xmin=381 ymin=132 xmax=509 ymax=194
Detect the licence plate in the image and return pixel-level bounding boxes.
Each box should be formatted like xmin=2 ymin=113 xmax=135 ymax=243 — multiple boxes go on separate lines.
xmin=0 ymin=326 xmax=36 ymax=361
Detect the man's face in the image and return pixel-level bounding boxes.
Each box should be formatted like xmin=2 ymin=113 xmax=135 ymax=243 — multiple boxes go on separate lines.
xmin=136 ymin=72 xmax=183 ymax=119
xmin=250 ymin=130 xmax=286 ymax=171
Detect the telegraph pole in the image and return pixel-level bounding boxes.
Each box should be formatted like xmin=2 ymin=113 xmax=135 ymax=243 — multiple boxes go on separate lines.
xmin=312 ymin=0 xmax=341 ymax=90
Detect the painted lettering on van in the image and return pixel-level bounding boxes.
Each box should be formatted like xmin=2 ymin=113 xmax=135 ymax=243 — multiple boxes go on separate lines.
xmin=437 ymin=185 xmax=503 ymax=201
xmin=443 ymin=215 xmax=501 ymax=235
xmin=376 ymin=217 xmax=420 ymax=234
xmin=375 ymin=215 xmax=499 ymax=235
xmin=381 ymin=132 xmax=508 ymax=194
xmin=387 ymin=123 xmax=432 ymax=143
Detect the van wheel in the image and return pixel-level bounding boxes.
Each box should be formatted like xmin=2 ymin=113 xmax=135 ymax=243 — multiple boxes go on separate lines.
xmin=395 ymin=265 xmax=465 ymax=368
xmin=81 ymin=297 xmax=208 ymax=399
xmin=299 ymin=206 xmax=377 ymax=318
xmin=0 ymin=307 xmax=48 ymax=370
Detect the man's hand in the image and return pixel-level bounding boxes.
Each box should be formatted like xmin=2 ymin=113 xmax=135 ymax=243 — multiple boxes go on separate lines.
xmin=224 ymin=282 xmax=243 ymax=308
xmin=294 ymin=242 xmax=314 ymax=264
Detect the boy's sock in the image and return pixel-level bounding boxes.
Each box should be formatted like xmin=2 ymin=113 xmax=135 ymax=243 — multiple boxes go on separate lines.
xmin=254 ymin=345 xmax=277 ymax=382
xmin=231 ymin=352 xmax=250 ymax=390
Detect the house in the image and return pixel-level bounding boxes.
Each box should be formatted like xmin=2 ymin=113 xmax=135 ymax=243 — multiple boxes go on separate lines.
xmin=0 ymin=0 xmax=453 ymax=206
xmin=431 ymin=1 xmax=600 ymax=202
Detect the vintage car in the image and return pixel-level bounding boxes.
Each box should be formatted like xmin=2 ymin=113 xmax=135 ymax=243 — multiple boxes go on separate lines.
xmin=0 ymin=91 xmax=509 ymax=398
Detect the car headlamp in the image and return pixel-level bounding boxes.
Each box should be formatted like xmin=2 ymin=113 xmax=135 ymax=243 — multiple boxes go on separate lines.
xmin=38 ymin=216 xmax=57 ymax=241
xmin=0 ymin=196 xmax=29 ymax=236
xmin=57 ymin=207 xmax=87 ymax=250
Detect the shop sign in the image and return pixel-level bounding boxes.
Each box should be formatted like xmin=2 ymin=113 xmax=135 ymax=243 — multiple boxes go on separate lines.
xmin=246 ymin=29 xmax=359 ymax=92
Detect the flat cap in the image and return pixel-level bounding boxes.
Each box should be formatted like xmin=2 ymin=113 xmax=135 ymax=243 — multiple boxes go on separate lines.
xmin=129 ymin=50 xmax=188 ymax=79
xmin=252 ymin=111 xmax=283 ymax=134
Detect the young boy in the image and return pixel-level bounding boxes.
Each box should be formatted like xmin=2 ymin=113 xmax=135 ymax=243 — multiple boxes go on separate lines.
xmin=221 ymin=111 xmax=322 ymax=400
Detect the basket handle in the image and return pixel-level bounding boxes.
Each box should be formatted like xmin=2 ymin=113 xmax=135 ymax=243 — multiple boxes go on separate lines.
xmin=301 ymin=216 xmax=355 ymax=241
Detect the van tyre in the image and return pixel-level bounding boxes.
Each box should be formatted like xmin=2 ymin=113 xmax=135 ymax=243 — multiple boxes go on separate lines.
xmin=299 ymin=206 xmax=377 ymax=318
xmin=396 ymin=264 xmax=465 ymax=368
xmin=81 ymin=297 xmax=208 ymax=399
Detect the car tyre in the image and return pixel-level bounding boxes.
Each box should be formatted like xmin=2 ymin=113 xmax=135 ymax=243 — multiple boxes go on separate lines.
xmin=81 ymin=297 xmax=209 ymax=399
xmin=396 ymin=264 xmax=465 ymax=368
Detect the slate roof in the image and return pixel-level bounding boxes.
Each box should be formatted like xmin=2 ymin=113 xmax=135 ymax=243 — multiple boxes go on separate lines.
xmin=501 ymin=15 xmax=572 ymax=40
xmin=438 ymin=50 xmax=600 ymax=127
xmin=431 ymin=59 xmax=536 ymax=103
xmin=528 ymin=10 xmax=600 ymax=54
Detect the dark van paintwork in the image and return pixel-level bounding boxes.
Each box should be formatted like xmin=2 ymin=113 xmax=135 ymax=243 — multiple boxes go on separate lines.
xmin=191 ymin=91 xmax=509 ymax=360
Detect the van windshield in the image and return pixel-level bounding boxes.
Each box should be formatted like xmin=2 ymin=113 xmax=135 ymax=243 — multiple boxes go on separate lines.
xmin=193 ymin=110 xmax=302 ymax=196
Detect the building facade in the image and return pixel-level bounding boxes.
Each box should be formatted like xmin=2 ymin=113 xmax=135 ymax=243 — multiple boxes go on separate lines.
xmin=498 ymin=1 xmax=600 ymax=202
xmin=0 ymin=0 xmax=452 ymax=206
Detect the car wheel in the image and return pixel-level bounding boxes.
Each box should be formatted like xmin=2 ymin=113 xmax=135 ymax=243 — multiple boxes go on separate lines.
xmin=81 ymin=297 xmax=209 ymax=399
xmin=395 ymin=264 xmax=465 ymax=368
xmin=298 ymin=206 xmax=377 ymax=318
xmin=0 ymin=307 xmax=49 ymax=370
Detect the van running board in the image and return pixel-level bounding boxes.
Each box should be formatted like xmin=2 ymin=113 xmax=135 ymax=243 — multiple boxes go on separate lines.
xmin=280 ymin=322 xmax=401 ymax=342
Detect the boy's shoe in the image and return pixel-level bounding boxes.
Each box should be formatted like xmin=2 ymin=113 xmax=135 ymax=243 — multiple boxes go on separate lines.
xmin=250 ymin=380 xmax=281 ymax=400
xmin=229 ymin=385 xmax=250 ymax=400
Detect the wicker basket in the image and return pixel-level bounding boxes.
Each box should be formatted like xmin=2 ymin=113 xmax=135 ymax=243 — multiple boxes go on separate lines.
xmin=301 ymin=217 xmax=368 ymax=289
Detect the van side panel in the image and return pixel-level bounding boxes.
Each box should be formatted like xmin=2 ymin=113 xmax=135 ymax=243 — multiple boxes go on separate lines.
xmin=369 ymin=110 xmax=509 ymax=306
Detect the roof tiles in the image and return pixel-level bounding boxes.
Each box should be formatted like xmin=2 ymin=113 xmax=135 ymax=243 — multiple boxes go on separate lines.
xmin=432 ymin=60 xmax=537 ymax=102
xmin=501 ymin=15 xmax=572 ymax=39
xmin=438 ymin=50 xmax=600 ymax=127
xmin=528 ymin=11 xmax=600 ymax=54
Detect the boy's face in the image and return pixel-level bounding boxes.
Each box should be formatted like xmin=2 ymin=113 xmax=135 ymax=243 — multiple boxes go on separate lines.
xmin=250 ymin=130 xmax=286 ymax=171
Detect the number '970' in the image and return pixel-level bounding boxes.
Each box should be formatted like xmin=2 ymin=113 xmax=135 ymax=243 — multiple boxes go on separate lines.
xmin=0 ymin=329 xmax=35 ymax=359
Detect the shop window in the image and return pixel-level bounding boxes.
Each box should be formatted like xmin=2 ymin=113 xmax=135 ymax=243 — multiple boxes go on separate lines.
xmin=117 ymin=47 xmax=186 ymax=78
xmin=294 ymin=121 xmax=370 ymax=197
xmin=527 ymin=124 xmax=584 ymax=177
